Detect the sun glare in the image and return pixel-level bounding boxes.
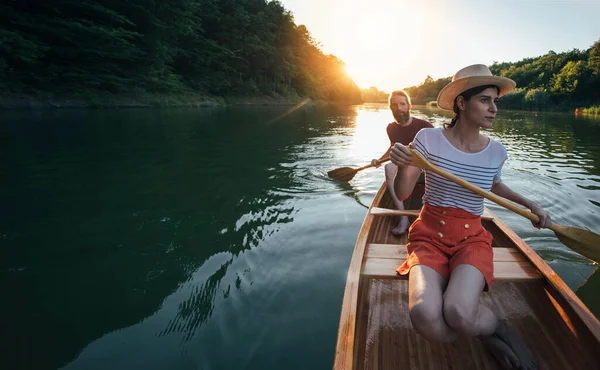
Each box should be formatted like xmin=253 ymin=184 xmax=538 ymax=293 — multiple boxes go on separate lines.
xmin=349 ymin=107 xmax=392 ymax=160
xmin=342 ymin=13 xmax=397 ymax=89
xmin=356 ymin=17 xmax=390 ymax=51
xmin=334 ymin=5 xmax=426 ymax=92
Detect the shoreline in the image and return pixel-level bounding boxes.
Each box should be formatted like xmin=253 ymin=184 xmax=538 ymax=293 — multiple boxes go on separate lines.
xmin=0 ymin=92 xmax=345 ymax=110
xmin=1 ymin=94 xmax=595 ymax=117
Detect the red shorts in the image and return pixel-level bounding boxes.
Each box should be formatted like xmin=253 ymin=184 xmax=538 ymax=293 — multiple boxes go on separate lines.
xmin=397 ymin=203 xmax=495 ymax=290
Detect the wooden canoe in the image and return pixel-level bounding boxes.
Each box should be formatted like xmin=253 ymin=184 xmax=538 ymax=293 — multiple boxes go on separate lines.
xmin=334 ymin=181 xmax=600 ymax=370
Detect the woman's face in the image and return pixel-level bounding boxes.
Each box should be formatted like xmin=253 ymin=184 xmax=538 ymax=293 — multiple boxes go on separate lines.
xmin=462 ymin=87 xmax=499 ymax=129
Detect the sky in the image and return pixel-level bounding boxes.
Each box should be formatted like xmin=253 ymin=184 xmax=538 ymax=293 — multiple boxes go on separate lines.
xmin=278 ymin=0 xmax=600 ymax=92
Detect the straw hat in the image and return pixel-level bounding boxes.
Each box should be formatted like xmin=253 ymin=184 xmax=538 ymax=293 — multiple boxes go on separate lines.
xmin=436 ymin=64 xmax=516 ymax=110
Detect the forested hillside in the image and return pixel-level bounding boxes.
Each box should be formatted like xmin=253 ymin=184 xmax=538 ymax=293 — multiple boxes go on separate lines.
xmin=0 ymin=0 xmax=362 ymax=105
xmin=360 ymin=86 xmax=389 ymax=103
xmin=404 ymin=40 xmax=600 ymax=113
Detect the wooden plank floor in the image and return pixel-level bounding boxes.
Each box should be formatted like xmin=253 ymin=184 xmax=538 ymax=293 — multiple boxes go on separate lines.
xmin=353 ymin=279 xmax=600 ymax=370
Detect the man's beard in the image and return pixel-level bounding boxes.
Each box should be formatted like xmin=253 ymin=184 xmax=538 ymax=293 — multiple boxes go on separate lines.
xmin=393 ymin=111 xmax=410 ymax=124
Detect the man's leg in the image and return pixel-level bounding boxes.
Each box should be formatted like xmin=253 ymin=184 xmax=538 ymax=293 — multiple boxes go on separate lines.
xmin=384 ymin=162 xmax=409 ymax=235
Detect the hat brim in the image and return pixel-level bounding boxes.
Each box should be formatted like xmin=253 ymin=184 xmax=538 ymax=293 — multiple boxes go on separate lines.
xmin=436 ymin=76 xmax=516 ymax=111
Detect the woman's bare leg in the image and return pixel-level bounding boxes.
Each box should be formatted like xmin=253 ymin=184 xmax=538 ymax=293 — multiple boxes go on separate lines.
xmin=443 ymin=264 xmax=497 ymax=336
xmin=384 ymin=162 xmax=409 ymax=235
xmin=444 ymin=264 xmax=536 ymax=370
xmin=493 ymin=319 xmax=538 ymax=370
xmin=408 ymin=265 xmax=458 ymax=343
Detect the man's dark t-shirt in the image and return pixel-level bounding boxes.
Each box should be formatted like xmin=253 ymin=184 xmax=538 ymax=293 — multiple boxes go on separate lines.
xmin=386 ymin=117 xmax=434 ymax=146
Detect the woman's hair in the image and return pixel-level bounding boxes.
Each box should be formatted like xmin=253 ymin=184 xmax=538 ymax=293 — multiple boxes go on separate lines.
xmin=444 ymin=85 xmax=500 ymax=129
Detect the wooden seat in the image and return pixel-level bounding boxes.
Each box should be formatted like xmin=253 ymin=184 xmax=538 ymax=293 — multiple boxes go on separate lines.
xmin=370 ymin=207 xmax=495 ymax=220
xmin=361 ymin=243 xmax=542 ymax=281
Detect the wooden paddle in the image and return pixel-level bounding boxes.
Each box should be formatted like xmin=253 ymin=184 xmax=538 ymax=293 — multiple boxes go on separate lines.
xmin=410 ymin=149 xmax=600 ymax=263
xmin=328 ymin=157 xmax=391 ymax=182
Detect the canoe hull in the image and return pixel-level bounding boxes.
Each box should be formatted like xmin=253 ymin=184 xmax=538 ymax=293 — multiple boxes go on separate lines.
xmin=334 ymin=182 xmax=600 ymax=370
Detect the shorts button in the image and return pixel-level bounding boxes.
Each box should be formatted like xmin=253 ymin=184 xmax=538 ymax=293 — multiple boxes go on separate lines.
xmin=464 ymin=223 xmax=470 ymax=229
xmin=439 ymin=220 xmax=445 ymax=226
xmin=464 ymin=236 xmax=469 ymax=240
xmin=438 ymin=232 xmax=443 ymax=238
xmin=441 ymin=211 xmax=447 ymax=215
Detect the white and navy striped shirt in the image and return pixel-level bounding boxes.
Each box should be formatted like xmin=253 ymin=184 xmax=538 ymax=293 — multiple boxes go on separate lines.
xmin=414 ymin=128 xmax=507 ymax=216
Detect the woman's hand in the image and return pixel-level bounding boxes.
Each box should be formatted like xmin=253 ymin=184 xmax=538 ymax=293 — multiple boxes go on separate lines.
xmin=390 ymin=142 xmax=414 ymax=168
xmin=529 ymin=201 xmax=552 ymax=229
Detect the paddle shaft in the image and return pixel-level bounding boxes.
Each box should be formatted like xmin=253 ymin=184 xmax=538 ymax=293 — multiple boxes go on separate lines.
xmin=411 ymin=150 xmax=542 ymax=224
xmin=357 ymin=156 xmax=391 ymax=171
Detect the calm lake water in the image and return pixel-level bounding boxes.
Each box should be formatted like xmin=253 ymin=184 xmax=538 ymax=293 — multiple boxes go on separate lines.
xmin=1 ymin=104 xmax=599 ymax=370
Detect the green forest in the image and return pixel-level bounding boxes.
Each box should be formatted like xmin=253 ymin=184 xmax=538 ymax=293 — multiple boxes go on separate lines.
xmin=0 ymin=0 xmax=362 ymax=106
xmin=2 ymin=0 xmax=599 ymax=112
xmin=395 ymin=40 xmax=600 ymax=114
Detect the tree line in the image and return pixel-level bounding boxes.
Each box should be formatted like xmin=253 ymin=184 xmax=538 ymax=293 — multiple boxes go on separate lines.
xmin=399 ymin=40 xmax=600 ymax=113
xmin=0 ymin=0 xmax=362 ymax=103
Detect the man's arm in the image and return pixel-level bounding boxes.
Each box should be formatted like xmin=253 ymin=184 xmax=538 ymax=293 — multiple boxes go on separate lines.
xmin=394 ymin=165 xmax=421 ymax=200
xmin=371 ymin=144 xmax=393 ymax=167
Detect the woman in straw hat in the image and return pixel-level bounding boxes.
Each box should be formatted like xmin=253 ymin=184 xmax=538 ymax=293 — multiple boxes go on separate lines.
xmin=389 ymin=64 xmax=550 ymax=370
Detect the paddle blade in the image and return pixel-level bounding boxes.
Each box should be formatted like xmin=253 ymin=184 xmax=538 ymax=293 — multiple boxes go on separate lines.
xmin=328 ymin=167 xmax=358 ymax=182
xmin=552 ymin=224 xmax=600 ymax=263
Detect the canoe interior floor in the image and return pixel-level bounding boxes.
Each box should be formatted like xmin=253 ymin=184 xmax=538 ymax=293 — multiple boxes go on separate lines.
xmin=354 ymin=278 xmax=600 ymax=370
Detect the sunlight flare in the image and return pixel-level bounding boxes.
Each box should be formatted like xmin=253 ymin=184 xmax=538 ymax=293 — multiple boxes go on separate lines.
xmin=339 ymin=6 xmax=425 ymax=90
xmin=349 ymin=106 xmax=392 ymax=160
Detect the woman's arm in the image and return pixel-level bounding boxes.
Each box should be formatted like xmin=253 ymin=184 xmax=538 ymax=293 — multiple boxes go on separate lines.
xmin=390 ymin=142 xmax=422 ymax=200
xmin=491 ymin=181 xmax=551 ymax=229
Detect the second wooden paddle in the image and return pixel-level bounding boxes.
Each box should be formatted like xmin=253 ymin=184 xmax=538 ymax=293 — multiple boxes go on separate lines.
xmin=328 ymin=157 xmax=390 ymax=182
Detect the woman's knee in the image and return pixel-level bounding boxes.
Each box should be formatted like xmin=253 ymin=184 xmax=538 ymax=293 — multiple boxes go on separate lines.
xmin=409 ymin=302 xmax=448 ymax=342
xmin=443 ymin=298 xmax=478 ymax=336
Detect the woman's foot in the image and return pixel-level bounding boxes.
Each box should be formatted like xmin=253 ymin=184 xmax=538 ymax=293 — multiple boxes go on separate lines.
xmin=494 ymin=320 xmax=538 ymax=370
xmin=391 ymin=216 xmax=409 ymax=235
xmin=479 ymin=334 xmax=520 ymax=369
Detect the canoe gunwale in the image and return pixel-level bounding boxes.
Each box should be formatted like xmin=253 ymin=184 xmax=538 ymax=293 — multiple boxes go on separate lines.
xmin=333 ymin=182 xmax=386 ymax=370
xmin=484 ymin=207 xmax=600 ymax=342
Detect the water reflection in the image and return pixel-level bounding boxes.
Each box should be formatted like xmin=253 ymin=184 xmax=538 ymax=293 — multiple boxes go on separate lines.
xmin=1 ymin=106 xmax=334 ymax=369
xmin=159 ymin=257 xmax=231 ymax=343
xmin=489 ymin=112 xmax=600 ymax=240
xmin=335 ymin=181 xmax=370 ymax=209
xmin=2 ymin=104 xmax=600 ymax=370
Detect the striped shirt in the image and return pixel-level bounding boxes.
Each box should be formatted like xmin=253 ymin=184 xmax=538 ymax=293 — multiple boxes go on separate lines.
xmin=413 ymin=128 xmax=507 ymax=216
